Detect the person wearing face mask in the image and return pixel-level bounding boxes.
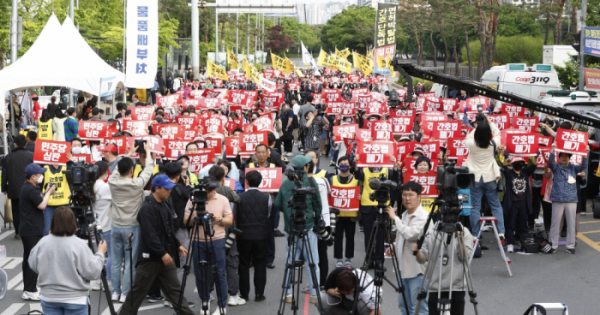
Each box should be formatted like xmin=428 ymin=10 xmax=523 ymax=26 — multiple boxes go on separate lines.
xmin=501 ymin=155 xmax=538 ymax=253
xmin=40 ymin=161 xmax=72 ymax=236
xmin=19 ymin=163 xmax=57 ymax=301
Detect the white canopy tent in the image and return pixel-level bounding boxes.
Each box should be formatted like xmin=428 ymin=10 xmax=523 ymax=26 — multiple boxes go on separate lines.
xmin=0 ymin=14 xmax=125 ymax=97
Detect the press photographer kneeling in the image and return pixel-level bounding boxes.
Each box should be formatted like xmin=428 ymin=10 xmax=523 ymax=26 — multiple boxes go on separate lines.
xmin=320 ymin=268 xmax=382 ymax=315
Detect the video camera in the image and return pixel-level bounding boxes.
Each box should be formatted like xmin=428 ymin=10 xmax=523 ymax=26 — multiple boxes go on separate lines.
xmin=191 ymin=177 xmax=220 ymax=237
xmin=63 ymin=162 xmax=99 ymax=239
xmin=387 ymin=89 xmax=400 ymax=109
xmin=315 ymin=104 xmax=326 ymax=117
xmin=369 ymin=174 xmax=398 ymax=207
xmin=435 ymin=163 xmax=474 ymax=225
xmin=284 ymin=168 xmax=317 ymax=231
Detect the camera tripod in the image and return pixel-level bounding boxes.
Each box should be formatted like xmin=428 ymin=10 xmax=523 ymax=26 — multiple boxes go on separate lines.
xmin=413 ymin=203 xmax=479 ymax=315
xmin=353 ymin=204 xmax=410 ymax=315
xmin=277 ymin=226 xmax=324 ymax=315
xmin=175 ymin=205 xmax=225 ymax=315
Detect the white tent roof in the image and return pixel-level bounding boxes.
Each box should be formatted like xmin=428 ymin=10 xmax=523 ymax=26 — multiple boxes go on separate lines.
xmin=0 ymin=14 xmax=124 ymax=96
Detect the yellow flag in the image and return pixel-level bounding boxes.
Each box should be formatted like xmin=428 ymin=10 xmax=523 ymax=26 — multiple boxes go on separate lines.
xmin=284 ymin=57 xmax=295 ymax=75
xmin=335 ymin=55 xmax=352 ymax=74
xmin=338 ymin=48 xmax=351 ymax=59
xmin=227 ymin=49 xmax=239 ymax=70
xmin=207 ymin=60 xmax=229 ymax=81
xmin=318 ymin=50 xmax=338 ymax=69
xmin=352 ymin=51 xmax=361 ymax=69
xmin=334 ymin=47 xmax=340 ymax=57
xmin=386 ymin=55 xmax=397 ymax=77
xmin=317 ymin=49 xmax=327 ymax=67
xmin=271 ymin=52 xmax=287 ymax=72
xmin=377 ymin=54 xmax=386 ymax=69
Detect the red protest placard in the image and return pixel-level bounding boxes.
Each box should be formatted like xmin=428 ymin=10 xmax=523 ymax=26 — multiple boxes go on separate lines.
xmin=123 ymin=120 xmax=150 ymax=137
xmin=176 ymin=116 xmax=199 ymax=129
xmin=326 ymin=101 xmax=344 ymax=116
xmin=131 ymin=106 xmax=155 ymax=121
xmin=200 ymin=114 xmax=224 ymax=136
xmin=390 ymin=116 xmax=414 ymax=135
xmin=178 ymin=128 xmax=198 ymax=140
xmin=329 ymin=186 xmax=360 ymax=212
xmin=396 ymin=141 xmax=417 ymax=161
xmin=223 ymin=178 xmax=237 ymax=190
xmin=347 ymin=75 xmax=360 ymax=83
xmin=462 ymin=96 xmax=490 ymax=113
xmin=199 ymin=98 xmax=221 ymax=110
xmin=189 ymin=90 xmax=203 ymax=99
xmin=513 ymin=116 xmax=539 ymax=132
xmin=423 ymin=96 xmax=443 ymax=112
xmin=357 ymin=94 xmax=372 ymax=111
xmin=356 ymin=141 xmax=396 ymax=168
xmin=107 ymin=120 xmax=120 ymax=137
xmin=537 ymin=147 xmax=552 ymax=167
xmin=202 ymin=89 xmax=224 ymax=98
xmin=440 ymin=98 xmax=458 ymax=112
xmin=225 ymin=136 xmax=241 ymax=158
xmin=205 ymin=137 xmax=223 ymax=156
xmin=311 ymin=93 xmax=323 ymax=104
xmin=183 ymin=99 xmax=200 ymax=109
xmin=126 ymin=136 xmax=164 ymax=155
xmin=419 ymin=111 xmax=447 ymax=123
xmin=355 ymin=129 xmax=373 ymax=142
xmin=555 ymin=128 xmax=588 ymax=155
xmin=163 ymin=139 xmax=189 ymax=160
xmin=187 ymin=149 xmax=216 ymax=173
xmin=261 ymin=94 xmax=282 ymax=111
xmin=403 ymin=171 xmax=439 ymax=197
xmin=500 ymin=128 xmax=528 ymax=146
xmin=333 ymin=124 xmax=358 ymax=143
xmin=419 ymin=142 xmax=440 ymax=160
xmin=431 ymin=121 xmax=461 ymax=140
xmin=244 ymin=167 xmax=283 ymax=193
xmin=251 ymin=116 xmax=275 ymax=134
xmin=365 ymin=101 xmax=384 ymax=117
xmin=488 ymin=113 xmax=511 ymax=130
xmin=506 ymin=133 xmax=539 ymax=157
xmin=322 ymin=89 xmax=341 ymax=103
xmin=34 ymin=140 xmax=71 ymax=166
xmin=78 ymin=120 xmax=108 ymax=141
xmin=403 ymin=157 xmax=439 ymax=172
xmin=447 ymin=137 xmax=469 ymax=159
xmin=538 ymin=135 xmax=553 ymax=147
xmin=71 ymin=154 xmax=91 ymax=164
xmin=239 ymin=132 xmax=269 ymax=158
xmin=157 ymin=95 xmax=177 ymax=108
xmin=153 ymin=124 xmax=181 ymax=139
xmin=502 ymin=104 xmax=526 ymax=118
xmin=352 ymin=88 xmax=369 ymax=101
xmin=370 ymin=120 xmax=393 ymax=141
xmin=104 ymin=137 xmax=127 ymax=156
xmin=555 ymin=152 xmax=584 ymax=165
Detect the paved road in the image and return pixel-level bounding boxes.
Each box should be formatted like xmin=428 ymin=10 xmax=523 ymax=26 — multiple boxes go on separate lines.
xmin=2 ymin=150 xmax=600 ymax=314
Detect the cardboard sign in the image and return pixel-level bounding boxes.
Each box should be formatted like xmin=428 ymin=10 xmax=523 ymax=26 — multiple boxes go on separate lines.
xmin=131 ymin=106 xmax=155 ymax=121
xmin=71 ymin=154 xmax=91 ymax=164
xmin=251 ymin=116 xmax=275 ymax=134
xmin=78 ymin=120 xmax=108 ymax=141
xmin=441 ymin=98 xmax=458 ymax=112
xmin=431 ymin=121 xmax=461 ymax=140
xmin=239 ymin=132 xmax=269 ymax=158
xmin=352 ymin=88 xmax=369 ymax=101
xmin=333 ymin=124 xmax=358 ymax=143
xmin=176 ymin=116 xmax=199 ymax=129
xmin=200 ymin=114 xmax=224 ymax=136
xmin=126 ymin=136 xmax=164 ymax=155
xmin=423 ymin=96 xmax=442 ymax=112
xmin=329 ymin=186 xmax=360 ymax=212
xmin=357 ymin=94 xmax=372 ymax=111
xmin=506 ymin=133 xmax=539 ymax=157
xmin=123 ymin=120 xmax=150 ymax=137
xmin=403 ymin=170 xmax=439 ymax=197
xmin=244 ymin=167 xmax=283 ymax=193
xmin=104 ymin=137 xmax=127 ymax=156
xmin=404 ymin=157 xmax=439 ymax=172
xmin=323 ymin=89 xmax=342 ymax=103
xmin=34 ymin=140 xmax=71 ymax=166
xmin=488 ymin=113 xmax=511 ymax=130
xmin=187 ymin=149 xmax=216 ymax=173
xmin=555 ymin=128 xmax=588 ymax=155
xmin=513 ymin=117 xmax=539 ymax=132
xmin=163 ymin=140 xmax=189 ymax=160
xmin=447 ymin=137 xmax=469 ymax=159
xmin=205 ymin=137 xmax=223 ymax=156
xmin=356 ymin=141 xmax=396 ymax=168
xmin=225 ymin=136 xmax=241 ymax=158
xmin=370 ymin=120 xmax=393 ymax=141
xmin=502 ymin=104 xmax=526 ymax=118
xmin=153 ymin=124 xmax=181 ymax=139
xmin=396 ymin=141 xmax=417 ymax=161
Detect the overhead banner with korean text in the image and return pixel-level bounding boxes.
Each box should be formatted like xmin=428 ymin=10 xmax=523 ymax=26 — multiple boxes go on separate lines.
xmin=584 ymin=27 xmax=600 ymax=58
xmin=125 ymin=0 xmax=158 ymax=88
xmin=584 ymin=68 xmax=600 ymax=90
xmin=374 ymin=3 xmax=397 ymax=74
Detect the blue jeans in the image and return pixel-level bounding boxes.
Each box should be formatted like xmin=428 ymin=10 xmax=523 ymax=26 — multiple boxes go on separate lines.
xmin=43 ymin=206 xmax=58 ymax=235
xmin=285 ymin=230 xmax=320 ymax=296
xmin=102 ymin=230 xmax=112 ymax=280
xmin=111 ymin=225 xmax=139 ymax=296
xmin=330 ymin=137 xmax=338 ymax=163
xmin=41 ymin=300 xmax=88 ymax=315
xmin=398 ymin=274 xmax=428 ymax=315
xmin=192 ymin=239 xmax=228 ymax=308
xmin=469 ymin=177 xmax=505 ymax=237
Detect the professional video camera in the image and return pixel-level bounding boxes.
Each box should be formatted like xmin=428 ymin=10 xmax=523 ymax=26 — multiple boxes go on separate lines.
xmin=387 ymin=89 xmax=400 ymax=108
xmin=435 ymin=163 xmax=474 ymax=225
xmin=191 ymin=177 xmax=220 ymax=237
xmin=314 ymin=104 xmax=326 ymax=117
xmin=63 ymin=162 xmax=99 ymax=227
xmin=284 ymin=168 xmax=317 ymax=231
xmin=369 ymin=173 xmax=398 ymax=207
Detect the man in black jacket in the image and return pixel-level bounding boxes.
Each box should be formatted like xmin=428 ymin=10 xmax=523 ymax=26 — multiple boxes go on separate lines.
xmin=120 ymin=175 xmax=194 ymax=315
xmin=25 ymin=131 xmax=36 ymax=153
xmin=237 ymin=170 xmax=271 ymax=302
xmin=1 ymin=135 xmax=33 ymax=239
xmin=267 ymin=132 xmax=287 ymax=169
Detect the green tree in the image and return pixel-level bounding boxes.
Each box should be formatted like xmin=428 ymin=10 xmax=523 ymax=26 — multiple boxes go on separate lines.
xmin=554 ymin=59 xmax=580 ymax=89
xmin=320 ymin=5 xmax=376 ymax=54
xmin=0 ymin=0 xmax=11 ymax=68
xmin=497 ymin=6 xmax=541 ymax=37
xmin=461 ymin=35 xmax=544 ymax=66
xmin=280 ymin=17 xmax=321 ymax=53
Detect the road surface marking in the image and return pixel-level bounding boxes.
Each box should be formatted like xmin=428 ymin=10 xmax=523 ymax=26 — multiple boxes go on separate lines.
xmin=7 ymin=272 xmax=23 ymax=290
xmin=0 ymin=230 xmax=15 ymax=241
xmin=577 ymin=232 xmax=600 ymax=253
xmin=3 ymin=257 xmax=23 ymax=269
xmin=0 ymin=303 xmax=25 ymax=315
xmin=29 ymin=303 xmax=42 ymax=312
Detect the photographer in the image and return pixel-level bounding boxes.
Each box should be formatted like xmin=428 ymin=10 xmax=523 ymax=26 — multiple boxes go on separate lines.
xmin=465 ymin=115 xmax=505 ymax=242
xmin=183 ymin=177 xmax=233 ymax=314
xmin=275 ymin=155 xmax=323 ymax=303
xmin=320 ymin=268 xmax=381 ymax=315
xmin=108 ymin=142 xmax=155 ymax=303
xmin=303 ymin=110 xmax=329 ymax=168
xmin=28 ymin=206 xmax=107 ymax=313
xmin=119 ymin=175 xmax=194 ymax=315
xmin=413 ymin=224 xmax=474 ymax=315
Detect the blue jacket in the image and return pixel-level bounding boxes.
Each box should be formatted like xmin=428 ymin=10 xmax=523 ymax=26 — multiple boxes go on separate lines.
xmin=548 ymin=152 xmax=587 ymax=203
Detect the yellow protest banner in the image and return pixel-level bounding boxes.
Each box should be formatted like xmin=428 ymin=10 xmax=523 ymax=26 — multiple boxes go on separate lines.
xmin=353 ymin=52 xmax=373 ymax=76
xmin=285 ymin=57 xmax=297 ymax=75
xmin=227 ymin=49 xmax=239 ymax=70
xmin=317 ymin=49 xmax=328 ymax=67
xmin=271 ymin=52 xmax=288 ymax=72
xmin=243 ymin=57 xmax=262 ymax=85
xmin=352 ymin=51 xmax=361 ymax=69
xmin=386 ymin=55 xmax=397 ymax=77
xmin=336 ymin=55 xmax=352 ymax=74
xmin=207 ymin=60 xmax=229 ymax=81
xmin=377 ymin=54 xmax=386 ymax=69
xmin=337 ymin=48 xmax=351 ymax=59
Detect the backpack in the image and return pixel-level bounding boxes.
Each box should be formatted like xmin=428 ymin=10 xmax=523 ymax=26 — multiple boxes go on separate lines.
xmin=537 ymin=230 xmax=552 ymax=253
xmin=522 ymin=232 xmax=540 ymax=253
xmin=292 ymin=114 xmax=299 ymax=129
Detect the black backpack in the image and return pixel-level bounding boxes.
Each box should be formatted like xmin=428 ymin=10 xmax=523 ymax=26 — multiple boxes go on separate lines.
xmin=537 ymin=230 xmax=552 ymax=253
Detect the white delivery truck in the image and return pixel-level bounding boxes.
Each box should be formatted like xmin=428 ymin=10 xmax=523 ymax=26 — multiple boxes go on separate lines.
xmin=480 ymin=63 xmax=562 ymax=110
xmin=543 ymin=45 xmax=578 ymax=68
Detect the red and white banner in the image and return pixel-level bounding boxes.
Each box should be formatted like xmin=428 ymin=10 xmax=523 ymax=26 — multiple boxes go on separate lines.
xmin=461 ymin=96 xmax=490 ymax=113
xmin=347 ymin=75 xmax=360 ymax=83
xmin=239 ymin=132 xmax=269 ymax=158
xmin=225 ymin=137 xmax=241 ymax=158
xmin=78 ymin=121 xmax=108 ymax=141
xmin=34 ymin=140 xmax=71 ymax=166
xmin=352 ymin=88 xmax=369 ymax=101
xmin=200 ymin=115 xmax=224 ymax=136
xmin=244 ymin=167 xmax=283 ymax=193
xmin=333 ymin=124 xmax=358 ymax=143
xmin=420 ymin=111 xmax=447 ymax=123
xmin=403 ymin=171 xmax=439 ymax=197
xmin=396 ymin=141 xmax=417 ymax=161
xmin=537 ymin=147 xmax=552 ymax=167
xmin=356 ymin=141 xmax=396 ymax=168
xmin=323 ymin=89 xmax=341 ymax=103
xmin=153 ymin=124 xmax=181 ymax=139
xmin=506 ymin=133 xmax=539 ymax=157
xmin=71 ymin=154 xmax=91 ymax=164
xmin=447 ymin=137 xmax=468 ymax=159
xmin=131 ymin=106 xmax=155 ymax=121
xmin=555 ymin=152 xmax=584 ymax=165
xmin=357 ymin=95 xmax=372 ymax=111
xmin=157 ymin=94 xmax=177 ymax=108
xmin=584 ymin=68 xmax=600 ymax=90
xmin=199 ymin=98 xmax=221 ymax=110
xmin=423 ymin=96 xmax=442 ymax=112
xmin=205 ymin=137 xmax=223 ymax=156
xmin=538 ymin=135 xmax=553 ymax=147
xmin=104 ymin=137 xmax=127 ymax=156
xmin=370 ymin=120 xmax=393 ymax=141
xmin=502 ymin=104 xmax=526 ymax=118
xmin=187 ymin=149 xmax=216 ymax=173
xmin=555 ymin=128 xmax=588 ymax=155
xmin=329 ymin=186 xmax=360 ymax=212
xmin=431 ymin=121 xmax=461 ymax=140
xmin=261 ymin=78 xmax=277 ymax=92
xmin=123 ymin=120 xmax=150 ymax=137
xmin=390 ymin=115 xmax=414 ymax=135
xmin=513 ymin=117 xmax=539 ymax=132
xmin=441 ymin=98 xmax=458 ymax=112
xmin=488 ymin=113 xmax=511 ymax=130
xmin=127 ymin=136 xmax=164 ymax=155
xmin=419 ymin=142 xmax=440 ymax=160
xmin=403 ymin=158 xmax=438 ymax=172
xmin=163 ymin=140 xmax=189 ymax=160
xmin=223 ymin=178 xmax=237 ymax=190
xmin=261 ymin=93 xmax=283 ymax=111
xmin=175 ymin=116 xmax=199 ymax=129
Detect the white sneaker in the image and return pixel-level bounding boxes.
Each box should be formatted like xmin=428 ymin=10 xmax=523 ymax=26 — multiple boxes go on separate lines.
xmin=119 ymin=294 xmax=127 ymax=303
xmin=22 ymin=291 xmax=41 ymax=301
xmin=227 ymin=295 xmax=238 ymax=306
xmin=111 ymin=292 xmax=120 ymax=301
xmin=211 ymin=307 xmax=226 ymax=315
xmin=534 ymin=218 xmax=542 ymax=227
xmin=199 ymin=300 xmax=211 ymax=315
xmin=286 ymin=152 xmax=293 ymax=157
xmin=507 ymin=244 xmax=514 ymax=253
xmin=164 ymin=301 xmax=172 ymax=308
xmin=91 ymin=279 xmax=102 ymax=291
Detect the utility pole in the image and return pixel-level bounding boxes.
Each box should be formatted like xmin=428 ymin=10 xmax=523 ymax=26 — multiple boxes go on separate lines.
xmin=215 ymin=11 xmax=219 ymax=65
xmin=236 ymin=13 xmax=239 ymax=56
xmin=247 ymin=14 xmax=250 ymax=62
xmin=579 ymin=0 xmax=587 ymax=90
xmin=191 ymin=0 xmax=200 ymax=78
xmin=69 ymin=0 xmax=74 ymax=108
xmin=10 ymin=0 xmax=17 ymax=64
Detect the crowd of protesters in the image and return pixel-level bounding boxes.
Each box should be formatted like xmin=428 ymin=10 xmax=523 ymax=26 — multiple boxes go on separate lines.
xmin=1 ymin=64 xmax=594 ymax=315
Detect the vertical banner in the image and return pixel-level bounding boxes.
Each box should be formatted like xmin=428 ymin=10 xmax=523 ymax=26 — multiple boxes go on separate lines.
xmin=584 ymin=68 xmax=600 ymax=90
xmin=584 ymin=27 xmax=600 ymax=58
xmin=374 ymin=3 xmax=397 ymax=74
xmin=125 ymin=0 xmax=158 ymax=88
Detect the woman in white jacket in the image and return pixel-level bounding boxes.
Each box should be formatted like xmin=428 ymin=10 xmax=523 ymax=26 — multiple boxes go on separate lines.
xmin=91 ymin=161 xmax=112 ymax=291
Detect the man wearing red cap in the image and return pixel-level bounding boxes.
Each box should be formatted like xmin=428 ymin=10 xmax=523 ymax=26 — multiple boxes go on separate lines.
xmin=99 ymin=143 xmax=121 ymax=174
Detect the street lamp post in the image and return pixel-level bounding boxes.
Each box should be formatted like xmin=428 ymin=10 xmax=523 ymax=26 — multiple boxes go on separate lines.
xmin=192 ymin=0 xmax=207 ymax=79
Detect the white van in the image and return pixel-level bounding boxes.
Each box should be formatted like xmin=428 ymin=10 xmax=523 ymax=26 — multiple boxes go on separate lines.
xmin=480 ymin=63 xmax=561 ymax=108
xmin=540 ymin=90 xmax=600 ymax=114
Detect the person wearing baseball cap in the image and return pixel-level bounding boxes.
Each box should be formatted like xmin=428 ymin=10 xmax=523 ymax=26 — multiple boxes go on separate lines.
xmin=118 ymin=174 xmax=194 ymax=315
xmin=501 ymin=154 xmax=538 ymax=253
xmin=19 ymin=163 xmax=56 ymax=301
xmin=99 ymin=143 xmax=121 ymax=173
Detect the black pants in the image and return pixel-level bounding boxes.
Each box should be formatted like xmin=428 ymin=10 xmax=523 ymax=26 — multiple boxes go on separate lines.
xmin=237 ymin=238 xmax=268 ymax=298
xmin=21 ymin=235 xmax=42 ymax=292
xmin=282 ymin=131 xmax=294 ymax=153
xmin=12 ymin=198 xmax=20 ymax=235
xmin=505 ymin=200 xmax=528 ymax=245
xmin=542 ymin=200 xmax=553 ymax=232
xmin=428 ymin=291 xmax=466 ymax=315
xmin=148 ymin=279 xmax=161 ymax=297
xmin=317 ymin=238 xmax=328 ymax=285
xmin=120 ymin=261 xmax=194 ymax=315
xmin=334 ymin=217 xmax=356 ymax=259
xmin=360 ymin=206 xmax=384 ymax=263
xmin=529 ymin=187 xmax=542 ymax=228
xmin=267 ymin=204 xmax=277 ymax=263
